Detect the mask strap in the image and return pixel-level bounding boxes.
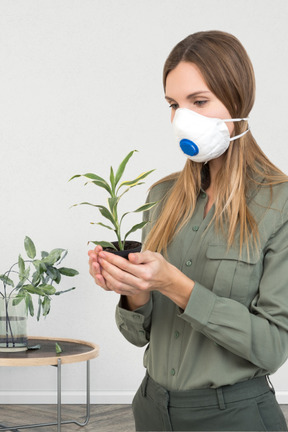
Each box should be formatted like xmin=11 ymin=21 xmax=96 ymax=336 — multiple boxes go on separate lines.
xmin=230 ymin=127 xmax=250 ymax=142
xmin=224 ymin=117 xmax=249 ymax=123
xmin=223 ymin=118 xmax=250 ymax=142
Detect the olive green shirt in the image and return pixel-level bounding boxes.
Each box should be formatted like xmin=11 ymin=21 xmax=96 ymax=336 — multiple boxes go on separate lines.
xmin=115 ymin=178 xmax=288 ymax=390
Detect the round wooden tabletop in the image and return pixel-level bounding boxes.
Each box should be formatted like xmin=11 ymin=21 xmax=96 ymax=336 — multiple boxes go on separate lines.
xmin=0 ymin=337 xmax=99 ymax=367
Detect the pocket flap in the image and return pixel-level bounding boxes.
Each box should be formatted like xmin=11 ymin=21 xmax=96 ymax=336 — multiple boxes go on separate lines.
xmin=206 ymin=244 xmax=260 ymax=264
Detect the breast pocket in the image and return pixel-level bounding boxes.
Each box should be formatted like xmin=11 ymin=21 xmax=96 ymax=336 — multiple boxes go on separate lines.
xmin=206 ymin=244 xmax=261 ymax=305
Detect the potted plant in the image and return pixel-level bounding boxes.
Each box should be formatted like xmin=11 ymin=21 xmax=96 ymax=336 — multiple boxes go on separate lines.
xmin=0 ymin=236 xmax=79 ymax=352
xmin=69 ymin=150 xmax=157 ymax=258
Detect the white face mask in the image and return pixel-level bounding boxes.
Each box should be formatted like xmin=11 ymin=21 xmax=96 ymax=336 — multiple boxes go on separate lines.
xmin=172 ymin=108 xmax=249 ymax=163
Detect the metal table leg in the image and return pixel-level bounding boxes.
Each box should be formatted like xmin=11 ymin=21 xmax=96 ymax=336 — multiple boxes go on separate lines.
xmin=57 ymin=358 xmax=61 ymax=432
xmin=0 ymin=360 xmax=91 ymax=430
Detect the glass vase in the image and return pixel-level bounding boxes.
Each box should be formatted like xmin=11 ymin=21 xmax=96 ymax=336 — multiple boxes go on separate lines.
xmin=0 ymin=296 xmax=28 ymax=352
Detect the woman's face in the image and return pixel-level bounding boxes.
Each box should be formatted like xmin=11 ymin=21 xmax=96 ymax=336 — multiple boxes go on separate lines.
xmin=165 ymin=61 xmax=234 ymax=136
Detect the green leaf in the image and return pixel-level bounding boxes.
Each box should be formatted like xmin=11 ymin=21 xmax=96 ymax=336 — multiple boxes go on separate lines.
xmin=124 ymin=221 xmax=148 ymax=242
xmin=118 ymin=169 xmax=155 ymax=190
xmin=0 ymin=275 xmax=14 ymax=287
xmin=91 ymin=180 xmax=112 ymax=195
xmin=70 ymin=172 xmax=112 ymax=194
xmin=18 ymin=254 xmax=25 ymax=274
xmin=115 ymin=150 xmax=137 ymax=186
xmin=110 ymin=166 xmax=115 ymax=192
xmin=91 ymin=222 xmax=114 ymax=231
xmin=22 ymin=283 xmax=56 ymax=296
xmin=40 ymin=284 xmax=57 ymax=295
xmin=98 ymin=206 xmax=117 ymax=228
xmin=119 ymin=202 xmax=157 ymax=225
xmin=57 ymin=249 xmax=68 ymax=265
xmin=15 ymin=280 xmax=25 ymax=290
xmin=68 ymin=174 xmax=81 ymax=181
xmin=118 ymin=182 xmax=145 ymax=199
xmin=108 ymin=197 xmax=119 ymax=216
xmin=25 ymin=293 xmax=34 ymax=317
xmin=12 ymin=294 xmax=25 ymax=306
xmin=133 ymin=202 xmax=158 ymax=213
xmin=24 ymin=236 xmax=36 ymax=259
xmin=72 ymin=203 xmax=117 ymax=228
xmin=55 ymin=342 xmax=62 ymax=354
xmin=31 ymin=271 xmax=41 ymax=286
xmin=58 ymin=267 xmax=79 ymax=277
xmin=37 ymin=296 xmax=42 ymax=321
xmin=33 ymin=260 xmax=47 ymax=274
xmin=54 ymin=287 xmax=76 ymax=295
xmin=42 ymin=297 xmax=51 ymax=316
xmin=73 ymin=172 xmax=112 ymax=193
xmin=23 ymin=284 xmax=45 ymax=296
xmin=71 ymin=201 xmax=98 ymax=208
xmin=89 ymin=241 xmax=117 ymax=250
xmin=46 ymin=266 xmax=62 ymax=283
xmin=43 ymin=249 xmax=66 ymax=266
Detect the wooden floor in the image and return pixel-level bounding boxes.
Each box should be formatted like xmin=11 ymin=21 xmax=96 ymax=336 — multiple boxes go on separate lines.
xmin=0 ymin=405 xmax=135 ymax=432
xmin=0 ymin=404 xmax=288 ymax=431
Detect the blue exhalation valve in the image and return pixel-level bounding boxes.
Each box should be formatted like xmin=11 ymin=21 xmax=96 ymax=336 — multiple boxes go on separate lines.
xmin=180 ymin=139 xmax=199 ymax=157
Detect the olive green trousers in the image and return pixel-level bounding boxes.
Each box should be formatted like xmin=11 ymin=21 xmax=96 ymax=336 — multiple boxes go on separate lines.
xmin=132 ymin=374 xmax=288 ymax=431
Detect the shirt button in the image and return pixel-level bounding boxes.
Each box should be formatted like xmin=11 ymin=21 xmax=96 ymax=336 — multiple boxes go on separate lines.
xmin=201 ymin=192 xmax=207 ymax=199
xmin=185 ymin=260 xmax=192 ymax=267
xmin=192 ymin=225 xmax=199 ymax=232
xmin=175 ymin=331 xmax=180 ymax=339
xmin=170 ymin=368 xmax=176 ymax=376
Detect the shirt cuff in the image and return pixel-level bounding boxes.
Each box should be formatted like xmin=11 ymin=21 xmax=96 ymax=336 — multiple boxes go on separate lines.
xmin=117 ymin=296 xmax=153 ymax=329
xmin=179 ymin=282 xmax=217 ymax=330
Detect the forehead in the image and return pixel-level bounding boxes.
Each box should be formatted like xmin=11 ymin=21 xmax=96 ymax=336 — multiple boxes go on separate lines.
xmin=165 ymin=62 xmax=209 ymax=97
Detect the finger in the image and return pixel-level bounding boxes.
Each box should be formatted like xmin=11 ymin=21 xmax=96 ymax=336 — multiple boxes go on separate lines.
xmin=99 ymin=251 xmax=143 ymax=275
xmin=128 ymin=250 xmax=154 ymax=265
xmin=99 ymin=251 xmax=155 ymax=282
xmin=89 ymin=262 xmax=111 ymax=291
xmin=100 ymin=256 xmax=149 ymax=292
xmin=89 ymin=260 xmax=100 ymax=275
xmin=95 ymin=273 xmax=112 ymax=291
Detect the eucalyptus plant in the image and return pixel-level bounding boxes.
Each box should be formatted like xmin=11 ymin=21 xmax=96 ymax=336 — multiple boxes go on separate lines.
xmin=0 ymin=236 xmax=79 ymax=321
xmin=69 ymin=150 xmax=157 ymax=250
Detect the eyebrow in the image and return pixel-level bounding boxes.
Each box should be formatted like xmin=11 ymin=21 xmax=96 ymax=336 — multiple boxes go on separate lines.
xmin=165 ymin=91 xmax=211 ymax=102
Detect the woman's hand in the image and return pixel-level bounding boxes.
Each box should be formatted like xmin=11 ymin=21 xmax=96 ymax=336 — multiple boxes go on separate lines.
xmin=93 ymin=249 xmax=195 ymax=309
xmin=88 ymin=245 xmax=112 ymax=291
xmin=96 ymin=250 xmax=171 ymax=296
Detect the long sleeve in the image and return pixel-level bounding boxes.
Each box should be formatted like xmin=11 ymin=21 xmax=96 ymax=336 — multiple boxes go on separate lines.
xmin=180 ymin=197 xmax=288 ymax=373
xmin=115 ymin=296 xmax=153 ymax=347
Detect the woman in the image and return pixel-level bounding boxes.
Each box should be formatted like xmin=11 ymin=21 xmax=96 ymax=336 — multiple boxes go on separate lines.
xmin=88 ymin=30 xmax=288 ymax=431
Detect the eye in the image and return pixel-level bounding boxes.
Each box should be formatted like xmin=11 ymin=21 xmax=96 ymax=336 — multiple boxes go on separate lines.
xmin=169 ymin=103 xmax=179 ymax=110
xmin=194 ymin=100 xmax=207 ymax=107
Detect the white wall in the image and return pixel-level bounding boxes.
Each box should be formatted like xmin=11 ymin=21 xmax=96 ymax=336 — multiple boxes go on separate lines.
xmin=0 ymin=0 xmax=288 ymax=404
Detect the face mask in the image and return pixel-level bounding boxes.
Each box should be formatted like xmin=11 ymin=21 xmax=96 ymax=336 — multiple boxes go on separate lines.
xmin=172 ymin=108 xmax=249 ymax=163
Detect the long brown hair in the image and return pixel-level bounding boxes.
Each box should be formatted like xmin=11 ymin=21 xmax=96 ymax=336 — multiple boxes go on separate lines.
xmin=144 ymin=30 xmax=288 ymax=255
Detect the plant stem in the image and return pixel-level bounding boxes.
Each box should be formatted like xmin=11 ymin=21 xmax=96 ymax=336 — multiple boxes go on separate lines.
xmin=5 ymin=296 xmax=15 ymax=347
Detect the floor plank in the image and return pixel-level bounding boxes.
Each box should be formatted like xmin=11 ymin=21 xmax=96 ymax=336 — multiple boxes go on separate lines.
xmin=0 ymin=404 xmax=287 ymax=431
xmin=0 ymin=405 xmax=135 ymax=432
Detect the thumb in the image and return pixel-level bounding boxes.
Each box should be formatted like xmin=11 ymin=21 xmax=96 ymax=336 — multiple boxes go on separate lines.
xmin=128 ymin=250 xmax=152 ymax=264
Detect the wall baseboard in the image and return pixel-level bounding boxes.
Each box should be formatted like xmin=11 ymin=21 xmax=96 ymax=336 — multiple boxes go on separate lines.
xmin=0 ymin=391 xmax=134 ymax=404
xmin=0 ymin=391 xmax=288 ymax=405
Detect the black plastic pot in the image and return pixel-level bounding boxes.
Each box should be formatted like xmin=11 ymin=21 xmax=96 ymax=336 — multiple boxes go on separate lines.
xmin=103 ymin=241 xmax=142 ymax=260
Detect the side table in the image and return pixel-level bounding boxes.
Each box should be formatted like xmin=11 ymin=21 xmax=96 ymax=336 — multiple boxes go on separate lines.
xmin=0 ymin=336 xmax=99 ymax=431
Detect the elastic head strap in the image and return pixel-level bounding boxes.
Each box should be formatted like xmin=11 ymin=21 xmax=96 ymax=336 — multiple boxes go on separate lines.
xmin=230 ymin=127 xmax=250 ymax=142
xmin=224 ymin=117 xmax=249 ymax=123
